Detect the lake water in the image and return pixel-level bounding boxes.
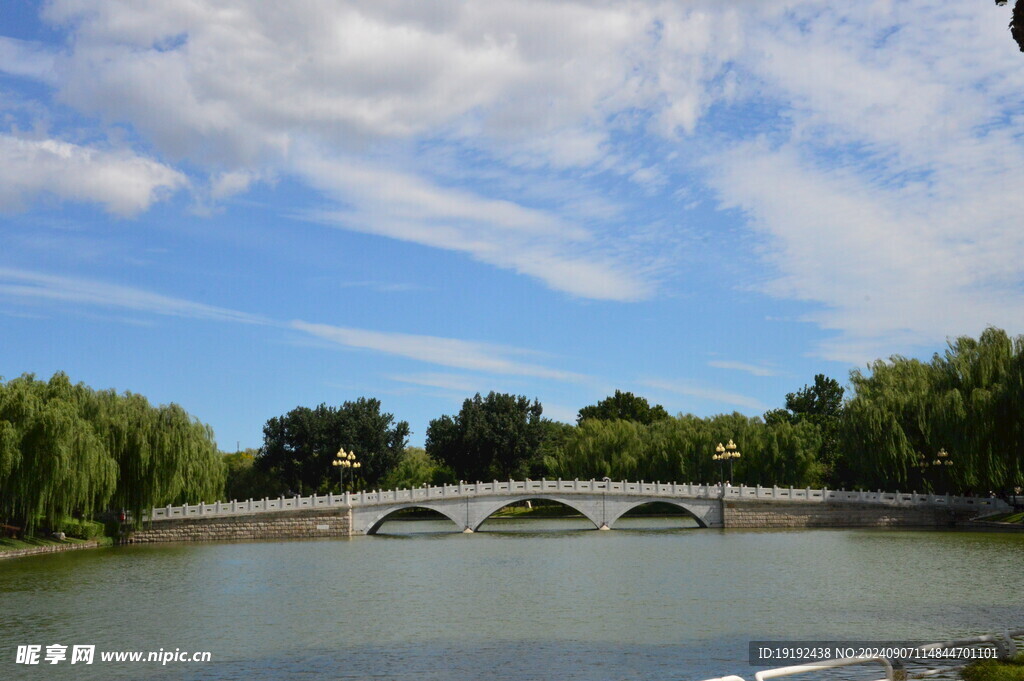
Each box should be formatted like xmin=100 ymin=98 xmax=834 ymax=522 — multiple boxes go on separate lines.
xmin=2 ymin=517 xmax=1022 ymax=680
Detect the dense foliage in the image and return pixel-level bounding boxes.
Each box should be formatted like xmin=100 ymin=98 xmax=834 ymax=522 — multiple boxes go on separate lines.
xmin=962 ymin=653 xmax=1024 ymax=681
xmin=223 ymin=448 xmax=282 ymax=500
xmin=380 ymin=447 xmax=455 ymax=490
xmin=840 ymin=328 xmax=1024 ymax=494
xmin=256 ymin=398 xmax=409 ymax=493
xmin=426 ymin=392 xmax=545 ymax=480
xmin=0 ymin=373 xmax=224 ymax=532
xmin=764 ymin=374 xmax=844 ymax=481
xmin=577 ymin=390 xmax=669 ymax=425
xmin=544 ymin=413 xmax=823 ymax=487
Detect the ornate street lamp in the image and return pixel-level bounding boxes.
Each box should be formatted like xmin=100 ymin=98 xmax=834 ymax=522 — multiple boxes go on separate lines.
xmin=332 ymin=448 xmax=361 ymax=493
xmin=917 ymin=448 xmax=952 ymax=493
xmin=713 ymin=442 xmax=726 ymax=486
xmin=713 ymin=440 xmax=741 ymax=487
xmin=725 ymin=439 xmax=741 ymax=483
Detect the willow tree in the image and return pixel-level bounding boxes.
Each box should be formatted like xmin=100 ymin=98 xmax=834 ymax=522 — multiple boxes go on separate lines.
xmin=90 ymin=391 xmax=225 ymax=522
xmin=0 ymin=372 xmax=225 ymax=532
xmin=931 ymin=328 xmax=1024 ymax=492
xmin=0 ymin=374 xmax=117 ymax=532
xmin=839 ymin=328 xmax=1024 ymax=494
xmin=542 ymin=411 xmax=824 ymax=488
xmin=547 ymin=418 xmax=650 ymax=480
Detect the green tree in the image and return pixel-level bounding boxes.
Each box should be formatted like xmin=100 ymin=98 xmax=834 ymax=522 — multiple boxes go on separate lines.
xmin=380 ymin=447 xmax=454 ymax=489
xmin=426 ymin=392 xmax=544 ymax=480
xmin=536 ymin=419 xmax=575 ymax=477
xmin=577 ymin=390 xmax=670 ymax=425
xmin=782 ymin=374 xmax=845 ymax=481
xmin=0 ymin=372 xmax=223 ymax=532
xmin=223 ymin=448 xmax=283 ymax=500
xmin=543 ymin=410 xmax=825 ymax=488
xmin=838 ymin=328 xmax=1024 ymax=494
xmin=257 ymin=398 xmax=409 ymax=493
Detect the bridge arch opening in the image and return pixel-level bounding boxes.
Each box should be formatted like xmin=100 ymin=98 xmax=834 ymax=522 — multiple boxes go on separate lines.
xmin=608 ymin=500 xmax=707 ymax=529
xmin=475 ymin=496 xmax=602 ymax=533
xmin=365 ymin=505 xmax=464 ymax=535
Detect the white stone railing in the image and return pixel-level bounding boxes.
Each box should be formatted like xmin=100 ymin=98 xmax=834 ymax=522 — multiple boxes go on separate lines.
xmin=145 ymin=479 xmax=1009 ymax=521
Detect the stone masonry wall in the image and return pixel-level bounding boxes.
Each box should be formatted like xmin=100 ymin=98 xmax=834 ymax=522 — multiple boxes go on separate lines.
xmin=128 ymin=508 xmax=352 ymax=543
xmin=0 ymin=539 xmax=108 ymax=561
xmin=723 ymin=501 xmax=968 ymax=528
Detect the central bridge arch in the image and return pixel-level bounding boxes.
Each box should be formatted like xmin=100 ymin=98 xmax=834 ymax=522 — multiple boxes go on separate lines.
xmin=604 ymin=499 xmax=709 ymax=529
xmin=363 ymin=504 xmax=465 ymax=535
xmin=470 ymin=495 xmax=604 ymax=531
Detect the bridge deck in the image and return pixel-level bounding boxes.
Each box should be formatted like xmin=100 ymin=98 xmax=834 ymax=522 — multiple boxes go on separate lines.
xmin=147 ymin=480 xmax=1007 ymax=523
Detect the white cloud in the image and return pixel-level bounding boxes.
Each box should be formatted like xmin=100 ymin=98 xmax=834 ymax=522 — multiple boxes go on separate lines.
xmin=700 ymin=2 xmax=1024 ymax=361
xmin=707 ymin=360 xmax=778 ymax=377
xmin=0 ymin=267 xmax=590 ymax=383
xmin=298 ymin=155 xmax=650 ymax=301
xmin=16 ymin=1 xmax=743 ymax=300
xmin=642 ymin=378 xmax=768 ymax=413
xmin=0 ymin=135 xmax=186 ymax=216
xmin=0 ymin=36 xmax=56 ymax=81
xmin=209 ymin=170 xmax=263 ymax=201
xmin=39 ymin=2 xmax=737 ymax=166
xmin=291 ymin=320 xmax=585 ymax=381
xmin=389 ymin=373 xmax=485 ymax=394
xmin=0 ymin=267 xmax=268 ymax=325
xmin=8 ymin=1 xmax=1024 ymax=359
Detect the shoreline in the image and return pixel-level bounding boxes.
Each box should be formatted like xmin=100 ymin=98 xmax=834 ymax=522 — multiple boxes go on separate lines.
xmin=2 ymin=517 xmax=1021 ymax=560
xmin=0 ymin=537 xmax=113 ymax=561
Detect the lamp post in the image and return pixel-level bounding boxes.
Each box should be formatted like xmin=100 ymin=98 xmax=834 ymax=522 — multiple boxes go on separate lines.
xmin=600 ymin=476 xmax=611 ymax=530
xmin=725 ymin=439 xmax=741 ymax=483
xmin=713 ymin=443 xmax=726 ymax=486
xmin=917 ymin=448 xmax=952 ymax=493
xmin=332 ymin=448 xmax=361 ymax=493
xmin=712 ymin=440 xmax=741 ymax=487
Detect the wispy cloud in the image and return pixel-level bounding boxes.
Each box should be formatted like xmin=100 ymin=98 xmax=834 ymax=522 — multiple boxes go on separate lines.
xmin=389 ymin=373 xmax=485 ymax=394
xmin=7 ymin=1 xmax=1024 ymax=363
xmin=707 ymin=360 xmax=778 ymax=377
xmin=291 ymin=321 xmax=585 ymax=381
xmin=0 ymin=267 xmax=587 ymax=384
xmin=642 ymin=378 xmax=768 ymax=413
xmin=296 ymin=156 xmax=651 ymax=302
xmin=0 ymin=268 xmax=269 ymax=325
xmin=702 ymin=3 xmax=1024 ymax=361
xmin=0 ymin=36 xmax=56 ymax=81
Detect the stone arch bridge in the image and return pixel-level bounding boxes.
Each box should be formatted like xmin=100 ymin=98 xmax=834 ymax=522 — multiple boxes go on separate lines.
xmin=139 ymin=480 xmax=1009 ymax=542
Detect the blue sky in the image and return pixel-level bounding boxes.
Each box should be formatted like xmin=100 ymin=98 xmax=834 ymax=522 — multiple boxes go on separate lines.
xmin=2 ymin=1 xmax=1024 ymax=449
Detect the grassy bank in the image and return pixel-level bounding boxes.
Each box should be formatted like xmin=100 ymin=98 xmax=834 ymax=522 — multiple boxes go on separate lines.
xmin=961 ymin=654 xmax=1024 ymax=681
xmin=978 ymin=511 xmax=1024 ymax=524
xmin=0 ymin=535 xmax=114 ymax=554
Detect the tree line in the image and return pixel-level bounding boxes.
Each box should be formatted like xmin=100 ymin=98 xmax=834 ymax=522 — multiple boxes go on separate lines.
xmin=5 ymin=327 xmax=1021 ymax=536
xmin=0 ymin=373 xmax=224 ymax=532
xmin=244 ymin=328 xmax=1024 ymax=499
